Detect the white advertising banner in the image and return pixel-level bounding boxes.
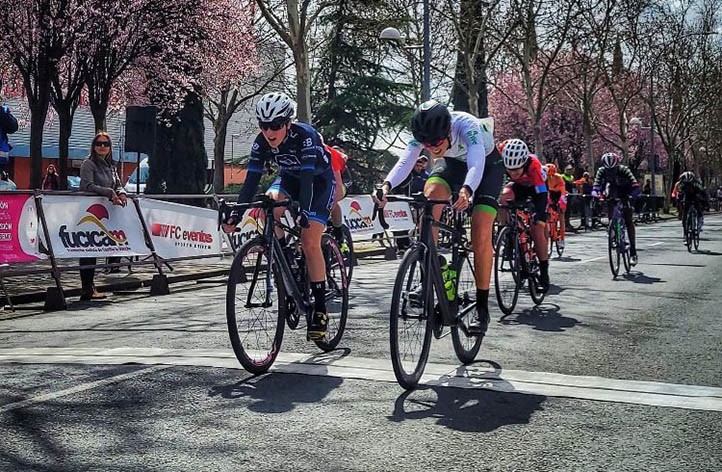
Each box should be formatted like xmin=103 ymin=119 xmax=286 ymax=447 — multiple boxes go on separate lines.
xmin=337 ymin=195 xmax=383 ymax=239
xmin=41 ymin=195 xmax=150 ymax=258
xmin=380 ymin=201 xmax=416 ymax=232
xmin=139 ymin=199 xmax=223 ymax=259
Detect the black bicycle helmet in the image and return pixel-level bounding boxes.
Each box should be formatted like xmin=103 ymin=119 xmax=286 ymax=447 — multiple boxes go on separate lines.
xmin=411 ymin=100 xmax=451 ymax=143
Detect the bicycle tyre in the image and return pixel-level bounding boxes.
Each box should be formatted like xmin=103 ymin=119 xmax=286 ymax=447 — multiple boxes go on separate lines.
xmin=451 ymin=251 xmax=483 ymax=364
xmin=343 ymin=224 xmax=355 ymax=283
xmin=608 ymin=224 xmax=620 ymax=277
xmin=314 ymin=234 xmax=349 ymax=352
xmin=528 ymin=261 xmax=546 ymax=305
xmin=621 ymin=228 xmax=631 ymax=274
xmin=494 ymin=226 xmax=520 ymax=315
xmin=390 ymin=245 xmax=433 ymax=390
xmin=226 ymin=237 xmax=285 ymax=375
xmin=685 ymin=210 xmax=695 ymax=252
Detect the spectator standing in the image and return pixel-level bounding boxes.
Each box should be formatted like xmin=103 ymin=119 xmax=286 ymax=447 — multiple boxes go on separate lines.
xmin=78 ymin=131 xmax=127 ymax=300
xmin=0 ymin=103 xmax=19 ymax=172
xmin=42 ymin=164 xmax=60 ymax=190
xmin=394 ymin=156 xmax=430 ymax=250
xmin=574 ymin=171 xmax=594 ymax=228
xmin=643 ymin=179 xmax=651 ymax=195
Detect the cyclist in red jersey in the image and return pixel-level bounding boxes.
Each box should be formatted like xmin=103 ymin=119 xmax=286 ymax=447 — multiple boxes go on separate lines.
xmin=498 ymin=139 xmax=550 ymax=292
xmin=325 ymin=144 xmax=350 ymax=245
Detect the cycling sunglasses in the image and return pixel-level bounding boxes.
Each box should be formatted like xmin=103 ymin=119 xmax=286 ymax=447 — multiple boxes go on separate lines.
xmin=423 ymin=137 xmax=446 ymax=148
xmin=258 ymin=118 xmax=289 ymax=131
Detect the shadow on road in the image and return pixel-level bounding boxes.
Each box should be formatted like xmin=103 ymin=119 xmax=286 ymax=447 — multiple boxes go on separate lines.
xmin=208 ymin=371 xmax=342 ymax=414
xmin=553 ymin=255 xmax=581 ymax=263
xmin=693 ymin=249 xmax=722 ymax=256
xmin=387 ymin=379 xmax=545 ymax=433
xmin=498 ymin=303 xmax=581 ymax=332
xmin=623 ymin=272 xmax=665 ymax=284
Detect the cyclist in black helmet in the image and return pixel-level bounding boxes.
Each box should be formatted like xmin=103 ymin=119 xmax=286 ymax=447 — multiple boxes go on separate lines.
xmin=375 ymin=100 xmax=505 ymax=340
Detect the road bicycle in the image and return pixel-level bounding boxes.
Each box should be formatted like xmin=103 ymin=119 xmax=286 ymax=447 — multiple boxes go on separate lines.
xmin=547 ymin=202 xmax=564 ymax=257
xmin=326 ymin=223 xmax=355 ymax=283
xmin=683 ymin=202 xmax=701 ymax=252
xmin=220 ymin=196 xmax=349 ymax=374
xmin=494 ymin=203 xmax=546 ymax=315
xmin=384 ymin=192 xmax=481 ymax=390
xmin=607 ymin=198 xmax=632 ymax=278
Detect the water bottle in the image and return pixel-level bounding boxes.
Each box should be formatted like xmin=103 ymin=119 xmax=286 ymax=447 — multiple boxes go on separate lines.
xmin=439 ymin=256 xmax=457 ymax=301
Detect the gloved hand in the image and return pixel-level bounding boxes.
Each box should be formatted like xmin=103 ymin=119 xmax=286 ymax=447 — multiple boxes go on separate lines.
xmin=296 ymin=210 xmax=310 ymax=229
xmin=221 ymin=211 xmax=241 ymax=233
xmin=631 ymin=188 xmax=641 ymax=200
xmin=591 ymin=190 xmax=599 ymax=198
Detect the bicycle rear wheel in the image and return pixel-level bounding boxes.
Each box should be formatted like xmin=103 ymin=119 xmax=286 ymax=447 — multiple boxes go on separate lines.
xmin=451 ymin=251 xmax=482 ymax=364
xmin=494 ymin=226 xmax=520 ymax=315
xmin=314 ymin=234 xmax=349 ymax=351
xmin=685 ymin=209 xmax=698 ymax=252
xmin=226 ymin=237 xmax=285 ymax=375
xmin=339 ymin=224 xmax=355 ymax=283
xmin=608 ymin=224 xmax=620 ymax=278
xmin=390 ymin=246 xmax=432 ymax=390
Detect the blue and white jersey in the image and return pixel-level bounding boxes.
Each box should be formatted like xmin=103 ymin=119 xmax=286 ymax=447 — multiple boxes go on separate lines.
xmin=385 ymin=111 xmax=494 ymax=193
xmin=246 ymin=122 xmax=330 ymax=177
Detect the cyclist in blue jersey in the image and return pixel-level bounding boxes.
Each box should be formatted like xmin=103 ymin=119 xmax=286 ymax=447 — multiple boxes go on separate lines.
xmin=222 ymin=92 xmax=335 ymax=341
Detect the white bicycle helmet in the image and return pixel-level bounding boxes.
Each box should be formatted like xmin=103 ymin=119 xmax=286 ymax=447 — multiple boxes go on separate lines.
xmin=500 ymin=139 xmax=530 ymax=169
xmin=680 ymin=171 xmax=695 ymax=183
xmin=601 ymin=152 xmax=621 ymax=168
xmin=256 ymin=92 xmax=295 ymax=122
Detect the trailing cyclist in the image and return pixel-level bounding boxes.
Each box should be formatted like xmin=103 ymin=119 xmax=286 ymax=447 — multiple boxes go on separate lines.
xmin=498 ymin=139 xmax=551 ymax=293
xmin=545 ymin=163 xmax=567 ymax=249
xmin=592 ymin=152 xmax=640 ymax=265
xmin=326 ymin=144 xmax=352 ymax=249
xmin=222 ymin=92 xmax=335 ymax=341
xmin=672 ymin=171 xmax=709 ymax=234
xmin=374 ymin=100 xmax=505 ymax=338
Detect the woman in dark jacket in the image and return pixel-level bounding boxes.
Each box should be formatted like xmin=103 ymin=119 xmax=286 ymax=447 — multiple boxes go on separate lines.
xmin=42 ymin=164 xmax=60 ymax=190
xmin=78 ymin=131 xmax=127 ymax=300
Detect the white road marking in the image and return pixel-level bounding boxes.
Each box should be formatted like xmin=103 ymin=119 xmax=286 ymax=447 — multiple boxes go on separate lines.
xmin=0 ymin=364 xmax=170 ymax=413
xmin=1 ymin=348 xmax=721 ymax=412
xmin=577 ymin=256 xmax=606 ymax=264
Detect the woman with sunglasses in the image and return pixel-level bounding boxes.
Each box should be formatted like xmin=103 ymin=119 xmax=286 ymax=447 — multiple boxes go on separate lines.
xmin=222 ymin=92 xmax=335 ymax=341
xmin=78 ymin=131 xmax=127 ymax=300
xmin=374 ymin=100 xmax=505 ymax=339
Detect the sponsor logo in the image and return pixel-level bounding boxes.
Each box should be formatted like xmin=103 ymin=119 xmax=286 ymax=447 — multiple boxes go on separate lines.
xmin=343 ymin=200 xmax=375 ymax=231
xmin=151 ymin=222 xmax=214 ymax=250
xmin=466 ymin=130 xmax=479 ymax=145
xmin=58 ymin=204 xmax=129 ymax=251
xmin=383 ymin=208 xmax=410 ymax=219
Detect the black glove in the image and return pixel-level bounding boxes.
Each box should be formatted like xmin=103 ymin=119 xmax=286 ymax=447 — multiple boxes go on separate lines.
xmin=296 ymin=210 xmax=310 ymax=229
xmin=225 ymin=211 xmax=241 ymax=227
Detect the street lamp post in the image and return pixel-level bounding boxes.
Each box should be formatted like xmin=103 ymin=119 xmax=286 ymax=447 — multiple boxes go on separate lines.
xmin=380 ymin=0 xmax=431 ymax=102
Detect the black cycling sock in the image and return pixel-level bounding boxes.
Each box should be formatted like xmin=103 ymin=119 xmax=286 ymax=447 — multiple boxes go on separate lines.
xmin=476 ymin=289 xmax=489 ymax=313
xmin=311 ymin=281 xmax=326 ymax=313
xmin=539 ymin=259 xmax=549 ymax=275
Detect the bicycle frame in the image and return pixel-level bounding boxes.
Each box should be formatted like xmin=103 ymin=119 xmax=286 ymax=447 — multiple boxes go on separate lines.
xmin=224 ymin=199 xmax=311 ymax=319
xmin=390 ymin=194 xmax=474 ymax=335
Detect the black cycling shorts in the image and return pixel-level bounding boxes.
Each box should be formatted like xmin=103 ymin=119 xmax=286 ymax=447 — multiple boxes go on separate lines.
xmin=426 ymin=147 xmax=505 ymax=213
xmin=268 ymin=170 xmax=336 ymax=225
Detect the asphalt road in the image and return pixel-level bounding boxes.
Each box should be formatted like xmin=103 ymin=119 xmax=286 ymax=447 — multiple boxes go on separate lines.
xmin=1 ymin=215 xmax=721 ymax=471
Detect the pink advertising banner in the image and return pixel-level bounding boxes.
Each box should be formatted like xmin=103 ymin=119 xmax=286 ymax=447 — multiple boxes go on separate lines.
xmin=0 ymin=193 xmax=45 ymax=264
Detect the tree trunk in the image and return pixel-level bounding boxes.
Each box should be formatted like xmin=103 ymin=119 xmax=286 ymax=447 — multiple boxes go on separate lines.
xmin=295 ymin=46 xmax=311 ymax=122
xmin=213 ymin=112 xmax=228 ymax=192
xmin=28 ymin=98 xmax=50 ymax=190
xmin=90 ymin=100 xmax=108 ymax=132
xmin=57 ymin=107 xmax=72 ymax=191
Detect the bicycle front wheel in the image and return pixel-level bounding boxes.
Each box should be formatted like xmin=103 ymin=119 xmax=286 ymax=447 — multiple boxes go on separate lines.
xmin=226 ymin=237 xmax=285 ymax=375
xmin=608 ymin=224 xmax=620 ymax=278
xmin=451 ymin=251 xmax=482 ymax=364
xmin=390 ymin=245 xmax=432 ymax=390
xmin=494 ymin=226 xmax=520 ymax=315
xmin=314 ymin=234 xmax=349 ymax=352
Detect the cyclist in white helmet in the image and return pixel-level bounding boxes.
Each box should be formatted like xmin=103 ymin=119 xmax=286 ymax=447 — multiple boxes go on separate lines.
xmin=222 ymin=92 xmax=336 ymax=341
xmin=498 ymin=138 xmax=551 ymax=292
xmin=375 ymin=100 xmax=505 ymax=339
